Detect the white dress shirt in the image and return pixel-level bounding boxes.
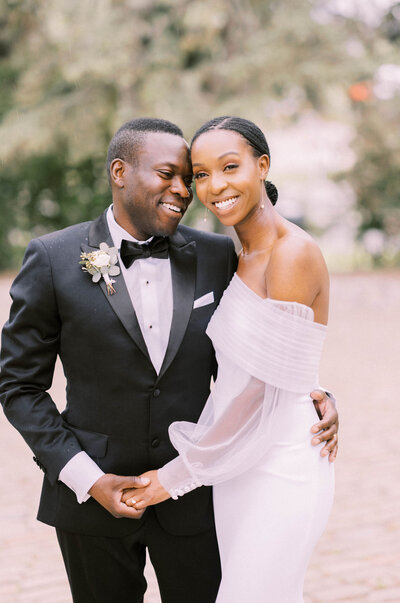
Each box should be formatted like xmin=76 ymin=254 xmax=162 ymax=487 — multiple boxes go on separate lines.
xmin=59 ymin=205 xmax=173 ymax=502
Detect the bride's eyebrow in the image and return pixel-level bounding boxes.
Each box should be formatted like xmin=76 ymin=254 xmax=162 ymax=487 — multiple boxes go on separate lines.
xmin=218 ymin=151 xmax=240 ymax=159
xmin=193 ymin=151 xmax=240 ymax=167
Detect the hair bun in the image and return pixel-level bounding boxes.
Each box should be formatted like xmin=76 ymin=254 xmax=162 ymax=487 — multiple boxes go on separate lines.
xmin=265 ymin=180 xmax=278 ymax=205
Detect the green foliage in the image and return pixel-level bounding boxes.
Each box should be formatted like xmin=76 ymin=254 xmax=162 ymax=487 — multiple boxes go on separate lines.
xmin=346 ymin=106 xmax=400 ymax=232
xmin=335 ymin=97 xmax=400 ymax=266
xmin=0 ymin=140 xmax=110 ymax=269
xmin=0 ymin=0 xmax=399 ymax=268
xmin=333 ymin=2 xmax=400 ymax=264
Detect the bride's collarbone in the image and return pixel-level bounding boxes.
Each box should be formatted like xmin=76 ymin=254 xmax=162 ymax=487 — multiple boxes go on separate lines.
xmin=236 ymin=263 xmax=269 ymax=300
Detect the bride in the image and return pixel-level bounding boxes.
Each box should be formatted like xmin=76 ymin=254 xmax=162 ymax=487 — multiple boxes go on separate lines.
xmin=123 ymin=116 xmax=335 ymax=602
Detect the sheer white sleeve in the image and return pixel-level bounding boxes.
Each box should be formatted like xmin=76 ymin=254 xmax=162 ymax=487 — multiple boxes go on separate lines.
xmin=158 ymin=275 xmax=327 ymax=499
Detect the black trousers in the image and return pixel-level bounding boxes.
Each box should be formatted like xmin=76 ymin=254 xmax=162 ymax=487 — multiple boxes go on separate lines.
xmin=56 ymin=508 xmax=221 ymax=603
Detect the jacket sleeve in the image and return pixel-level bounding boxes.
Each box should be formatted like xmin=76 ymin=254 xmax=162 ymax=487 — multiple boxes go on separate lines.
xmin=0 ymin=238 xmax=83 ymax=484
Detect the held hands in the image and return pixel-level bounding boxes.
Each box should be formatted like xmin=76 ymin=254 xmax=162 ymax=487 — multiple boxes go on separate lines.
xmin=121 ymin=470 xmax=171 ymax=511
xmin=89 ymin=473 xmax=150 ymax=519
xmin=90 ymin=392 xmax=338 ymax=520
xmin=310 ymin=390 xmax=339 ymax=462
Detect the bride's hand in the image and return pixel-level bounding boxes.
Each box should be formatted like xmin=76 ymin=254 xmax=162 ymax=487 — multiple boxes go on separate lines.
xmin=122 ymin=470 xmax=170 ymax=509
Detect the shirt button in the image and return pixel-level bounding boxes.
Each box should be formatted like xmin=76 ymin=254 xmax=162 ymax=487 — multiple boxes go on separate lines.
xmin=151 ymin=438 xmax=160 ymax=448
xmin=153 ymin=389 xmax=160 ymax=398
xmin=149 ymin=325 xmax=152 ymax=329
xmin=146 ymin=281 xmax=149 ymax=285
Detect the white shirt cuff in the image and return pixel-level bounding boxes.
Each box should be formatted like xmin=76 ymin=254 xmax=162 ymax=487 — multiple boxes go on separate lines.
xmin=58 ymin=451 xmax=105 ymax=504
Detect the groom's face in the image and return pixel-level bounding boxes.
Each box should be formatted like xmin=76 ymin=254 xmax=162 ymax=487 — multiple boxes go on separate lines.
xmin=114 ymin=132 xmax=193 ymax=240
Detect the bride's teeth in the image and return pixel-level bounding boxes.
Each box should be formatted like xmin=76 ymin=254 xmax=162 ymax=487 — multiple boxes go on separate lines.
xmin=215 ymin=196 xmax=238 ymax=209
xmin=162 ymin=203 xmax=181 ymax=213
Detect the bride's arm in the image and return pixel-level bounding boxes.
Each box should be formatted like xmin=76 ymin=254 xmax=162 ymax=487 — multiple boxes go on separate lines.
xmin=264 ymin=233 xmax=329 ymax=324
xmin=122 ymin=374 xmax=268 ymax=508
xmin=266 ymin=234 xmax=338 ymax=460
xmin=123 ymin=240 xmax=337 ymax=509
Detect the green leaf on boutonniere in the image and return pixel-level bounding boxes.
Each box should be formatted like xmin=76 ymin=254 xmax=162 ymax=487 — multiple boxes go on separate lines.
xmin=80 ymin=242 xmax=121 ymax=295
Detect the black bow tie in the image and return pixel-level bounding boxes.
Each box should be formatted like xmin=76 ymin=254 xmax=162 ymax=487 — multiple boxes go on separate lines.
xmin=120 ymin=236 xmax=169 ymax=268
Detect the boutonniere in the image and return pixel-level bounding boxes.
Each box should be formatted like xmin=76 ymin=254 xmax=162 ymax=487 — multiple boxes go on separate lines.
xmin=80 ymin=242 xmax=120 ymax=295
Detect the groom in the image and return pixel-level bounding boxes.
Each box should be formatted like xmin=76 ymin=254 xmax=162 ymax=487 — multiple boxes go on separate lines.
xmin=0 ymin=118 xmax=338 ymax=602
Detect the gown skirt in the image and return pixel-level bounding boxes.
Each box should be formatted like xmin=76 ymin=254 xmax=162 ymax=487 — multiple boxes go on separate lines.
xmin=158 ymin=274 xmax=335 ymax=602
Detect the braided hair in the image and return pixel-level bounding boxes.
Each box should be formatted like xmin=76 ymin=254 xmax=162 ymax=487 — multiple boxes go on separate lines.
xmin=191 ymin=116 xmax=278 ymax=205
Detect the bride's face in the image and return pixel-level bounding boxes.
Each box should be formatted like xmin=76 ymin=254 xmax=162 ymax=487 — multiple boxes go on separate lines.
xmin=191 ymin=129 xmax=269 ymax=227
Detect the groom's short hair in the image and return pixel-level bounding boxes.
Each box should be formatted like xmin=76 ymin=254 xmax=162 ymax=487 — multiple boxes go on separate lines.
xmin=106 ymin=118 xmax=184 ymax=184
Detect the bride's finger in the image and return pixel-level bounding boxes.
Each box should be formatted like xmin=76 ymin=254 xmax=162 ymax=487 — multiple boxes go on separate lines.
xmin=135 ymin=499 xmax=148 ymax=510
xmin=124 ymin=498 xmax=137 ymax=507
xmin=126 ymin=491 xmax=149 ymax=506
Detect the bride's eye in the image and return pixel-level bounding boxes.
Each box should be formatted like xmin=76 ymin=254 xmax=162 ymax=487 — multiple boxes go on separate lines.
xmin=224 ymin=164 xmax=238 ymax=171
xmin=194 ymin=172 xmax=207 ymax=180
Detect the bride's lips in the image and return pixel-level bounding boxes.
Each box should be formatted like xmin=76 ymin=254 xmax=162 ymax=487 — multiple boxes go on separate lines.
xmin=212 ymin=195 xmax=240 ymax=213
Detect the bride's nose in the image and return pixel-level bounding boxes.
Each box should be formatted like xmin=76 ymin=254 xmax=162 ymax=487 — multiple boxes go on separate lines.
xmin=209 ymin=171 xmax=228 ymax=195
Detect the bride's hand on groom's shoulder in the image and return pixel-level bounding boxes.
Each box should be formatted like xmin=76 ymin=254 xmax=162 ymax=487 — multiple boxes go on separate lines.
xmin=122 ymin=470 xmax=170 ymax=510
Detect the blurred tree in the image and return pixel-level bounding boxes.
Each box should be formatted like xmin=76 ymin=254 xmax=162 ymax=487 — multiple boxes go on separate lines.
xmin=0 ymin=0 xmax=399 ymax=268
xmin=334 ymin=2 xmax=400 ymax=265
xmin=337 ymin=96 xmax=400 ymax=265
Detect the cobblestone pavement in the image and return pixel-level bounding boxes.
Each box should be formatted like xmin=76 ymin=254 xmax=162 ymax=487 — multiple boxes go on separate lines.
xmin=0 ymin=271 xmax=399 ymax=603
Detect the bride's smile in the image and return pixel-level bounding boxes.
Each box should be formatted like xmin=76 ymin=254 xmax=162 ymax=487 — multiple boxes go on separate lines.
xmin=192 ymin=129 xmax=269 ymax=227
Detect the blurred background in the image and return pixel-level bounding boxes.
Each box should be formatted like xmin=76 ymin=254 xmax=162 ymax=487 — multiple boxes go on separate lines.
xmin=1 ymin=1 xmax=400 ymax=602
xmin=0 ymin=0 xmax=399 ymax=270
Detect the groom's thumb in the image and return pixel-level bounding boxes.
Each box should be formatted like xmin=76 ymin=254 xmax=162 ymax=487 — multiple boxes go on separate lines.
xmin=128 ymin=475 xmax=150 ymax=487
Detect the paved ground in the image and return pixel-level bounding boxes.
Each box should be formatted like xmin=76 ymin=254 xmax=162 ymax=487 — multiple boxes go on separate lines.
xmin=0 ymin=271 xmax=399 ymax=602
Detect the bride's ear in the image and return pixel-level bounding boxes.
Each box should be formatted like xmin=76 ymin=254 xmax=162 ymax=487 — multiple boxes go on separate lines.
xmin=258 ymin=154 xmax=270 ymax=180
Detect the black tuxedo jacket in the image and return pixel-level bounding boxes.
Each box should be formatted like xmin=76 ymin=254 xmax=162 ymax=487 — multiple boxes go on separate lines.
xmin=0 ymin=210 xmax=237 ymax=537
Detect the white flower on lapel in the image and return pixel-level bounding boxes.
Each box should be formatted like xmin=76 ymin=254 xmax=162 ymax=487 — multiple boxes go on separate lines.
xmin=80 ymin=242 xmax=120 ymax=295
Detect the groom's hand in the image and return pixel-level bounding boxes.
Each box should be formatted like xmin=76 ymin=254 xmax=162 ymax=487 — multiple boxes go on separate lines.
xmin=310 ymin=390 xmax=339 ymax=462
xmin=89 ymin=474 xmax=150 ymax=519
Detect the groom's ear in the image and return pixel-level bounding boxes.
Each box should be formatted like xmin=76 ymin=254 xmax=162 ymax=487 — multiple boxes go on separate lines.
xmin=110 ymin=158 xmax=127 ymax=189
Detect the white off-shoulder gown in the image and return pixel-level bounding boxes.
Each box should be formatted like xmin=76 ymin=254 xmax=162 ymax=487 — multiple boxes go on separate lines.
xmin=158 ymin=274 xmax=334 ymax=602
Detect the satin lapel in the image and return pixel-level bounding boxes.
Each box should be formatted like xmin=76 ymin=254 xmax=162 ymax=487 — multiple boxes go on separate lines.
xmin=158 ymin=230 xmax=196 ymax=380
xmin=82 ymin=211 xmax=151 ymax=363
xmin=87 ymin=210 xmax=112 ymax=248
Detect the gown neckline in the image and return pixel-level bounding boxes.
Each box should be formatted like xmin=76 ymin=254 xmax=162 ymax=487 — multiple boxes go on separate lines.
xmin=233 ymin=273 xmax=327 ymax=328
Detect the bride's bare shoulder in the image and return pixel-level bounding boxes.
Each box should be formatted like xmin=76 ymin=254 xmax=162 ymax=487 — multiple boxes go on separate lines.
xmin=266 ymin=227 xmax=328 ymax=305
xmin=271 ymin=226 xmax=324 ymax=264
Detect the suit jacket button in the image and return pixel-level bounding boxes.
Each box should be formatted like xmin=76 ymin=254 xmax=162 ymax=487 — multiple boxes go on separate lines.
xmin=153 ymin=389 xmax=160 ymax=398
xmin=151 ymin=438 xmax=160 ymax=448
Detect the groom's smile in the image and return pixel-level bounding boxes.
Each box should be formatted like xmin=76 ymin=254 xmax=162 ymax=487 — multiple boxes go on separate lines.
xmin=111 ymin=131 xmax=194 ymax=240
